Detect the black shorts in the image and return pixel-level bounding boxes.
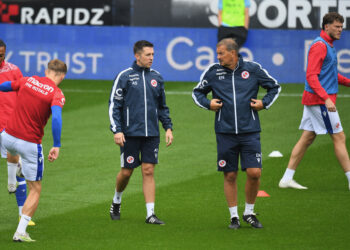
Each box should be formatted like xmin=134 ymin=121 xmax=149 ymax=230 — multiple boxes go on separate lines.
xmin=217 ymin=26 xmax=248 ymax=48
xmin=216 ymin=132 xmax=262 ymax=172
xmin=120 ymin=136 xmax=160 ymax=168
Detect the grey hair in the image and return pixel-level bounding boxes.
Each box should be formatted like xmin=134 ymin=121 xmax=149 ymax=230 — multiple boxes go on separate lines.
xmin=217 ymin=38 xmax=238 ymax=53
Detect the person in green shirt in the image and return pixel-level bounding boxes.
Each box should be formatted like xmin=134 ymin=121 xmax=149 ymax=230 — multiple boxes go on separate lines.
xmin=218 ymin=0 xmax=250 ymax=48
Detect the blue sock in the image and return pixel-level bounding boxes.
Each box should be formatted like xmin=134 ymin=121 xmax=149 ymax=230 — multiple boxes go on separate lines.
xmin=15 ymin=176 xmax=27 ymax=213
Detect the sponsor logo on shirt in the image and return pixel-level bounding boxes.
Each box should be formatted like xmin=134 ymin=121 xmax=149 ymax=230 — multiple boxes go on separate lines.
xmin=199 ymin=79 xmax=208 ymax=89
xmin=25 ymin=77 xmax=54 ymax=95
xmin=114 ymin=88 xmax=123 ymax=100
xmin=0 ymin=62 xmax=18 ymax=73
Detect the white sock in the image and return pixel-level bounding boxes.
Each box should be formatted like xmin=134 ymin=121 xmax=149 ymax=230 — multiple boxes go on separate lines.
xmin=229 ymin=206 xmax=238 ymax=219
xmin=113 ymin=191 xmax=123 ymax=204
xmin=146 ymin=203 xmax=154 ymax=218
xmin=16 ymin=214 xmax=31 ymax=234
xmin=7 ymin=162 xmax=17 ymax=185
xmin=281 ymin=168 xmax=295 ymax=182
xmin=19 ymin=206 xmax=23 ymax=217
xmin=243 ymin=203 xmax=255 ymax=216
xmin=345 ymin=171 xmax=350 ymax=183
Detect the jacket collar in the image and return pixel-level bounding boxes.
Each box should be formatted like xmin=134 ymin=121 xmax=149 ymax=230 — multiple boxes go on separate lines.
xmin=320 ymin=30 xmax=334 ymax=47
xmin=132 ymin=61 xmax=150 ymax=72
xmin=221 ymin=54 xmax=243 ymax=71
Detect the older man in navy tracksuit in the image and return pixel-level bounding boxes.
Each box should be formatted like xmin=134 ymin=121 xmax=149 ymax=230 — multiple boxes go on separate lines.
xmin=193 ymin=38 xmax=280 ymax=229
xmin=109 ymin=40 xmax=173 ymax=225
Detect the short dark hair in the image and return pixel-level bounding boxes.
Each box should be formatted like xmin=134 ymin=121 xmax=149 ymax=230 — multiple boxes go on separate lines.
xmin=217 ymin=38 xmax=239 ymax=53
xmin=0 ymin=39 xmax=6 ymax=49
xmin=322 ymin=12 xmax=344 ymax=30
xmin=48 ymin=59 xmax=67 ymax=74
xmin=133 ymin=40 xmax=154 ymax=54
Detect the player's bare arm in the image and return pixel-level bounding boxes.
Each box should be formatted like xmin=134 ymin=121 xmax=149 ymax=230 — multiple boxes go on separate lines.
xmin=210 ymin=99 xmax=223 ymax=112
xmin=114 ymin=132 xmax=126 ymax=147
xmin=165 ymin=129 xmax=173 ymax=147
xmin=250 ymin=99 xmax=264 ymax=111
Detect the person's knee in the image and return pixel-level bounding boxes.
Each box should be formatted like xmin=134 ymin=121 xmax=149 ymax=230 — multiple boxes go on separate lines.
xmin=28 ymin=181 xmax=42 ymax=194
xmin=7 ymin=153 xmax=19 ymax=163
xmin=142 ymin=166 xmax=154 ymax=177
xmin=332 ymin=132 xmax=346 ymax=144
xmin=224 ymin=172 xmax=237 ymax=183
xmin=304 ymin=134 xmax=316 ymax=146
xmin=247 ymin=168 xmax=261 ymax=180
xmin=120 ymin=169 xmax=133 ymax=179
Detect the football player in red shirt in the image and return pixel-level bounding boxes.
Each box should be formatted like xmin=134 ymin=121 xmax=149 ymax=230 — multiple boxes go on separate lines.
xmin=0 ymin=39 xmax=36 ymax=226
xmin=0 ymin=59 xmax=67 ymax=242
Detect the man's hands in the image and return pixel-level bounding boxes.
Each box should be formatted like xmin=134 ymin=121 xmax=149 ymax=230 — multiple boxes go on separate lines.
xmin=48 ymin=147 xmax=60 ymax=162
xmin=325 ymin=98 xmax=336 ymax=112
xmin=210 ymin=99 xmax=223 ymax=112
xmin=165 ymin=129 xmax=173 ymax=147
xmin=250 ymin=98 xmax=264 ymax=111
xmin=114 ymin=132 xmax=126 ymax=147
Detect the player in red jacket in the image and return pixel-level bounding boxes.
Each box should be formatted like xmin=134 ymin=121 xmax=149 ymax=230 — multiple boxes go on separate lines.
xmin=0 ymin=59 xmax=67 ymax=242
xmin=279 ymin=13 xmax=350 ymax=190
xmin=0 ymin=39 xmax=35 ymax=226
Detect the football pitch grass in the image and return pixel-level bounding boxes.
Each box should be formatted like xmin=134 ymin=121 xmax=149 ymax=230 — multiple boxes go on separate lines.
xmin=0 ymin=80 xmax=350 ymax=249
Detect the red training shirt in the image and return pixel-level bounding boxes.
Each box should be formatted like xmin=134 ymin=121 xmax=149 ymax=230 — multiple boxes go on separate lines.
xmin=302 ymin=30 xmax=350 ymax=105
xmin=0 ymin=61 xmax=23 ymax=131
xmin=6 ymin=76 xmax=65 ymax=144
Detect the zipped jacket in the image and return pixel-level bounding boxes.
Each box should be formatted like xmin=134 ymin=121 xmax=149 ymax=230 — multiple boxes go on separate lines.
xmin=192 ymin=56 xmax=280 ymax=134
xmin=109 ymin=61 xmax=172 ymax=136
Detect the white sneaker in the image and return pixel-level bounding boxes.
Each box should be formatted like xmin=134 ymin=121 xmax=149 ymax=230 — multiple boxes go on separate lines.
xmin=279 ymin=179 xmax=308 ymax=189
xmin=13 ymin=231 xmax=35 ymax=242
xmin=8 ymin=184 xmax=17 ymax=194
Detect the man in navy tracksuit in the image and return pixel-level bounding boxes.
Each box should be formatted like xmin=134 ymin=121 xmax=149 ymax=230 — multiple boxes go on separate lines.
xmin=193 ymin=38 xmax=280 ymax=229
xmin=109 ymin=40 xmax=173 ymax=225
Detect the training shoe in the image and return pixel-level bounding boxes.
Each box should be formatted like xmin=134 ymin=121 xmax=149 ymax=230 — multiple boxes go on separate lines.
xmin=13 ymin=231 xmax=35 ymax=242
xmin=110 ymin=203 xmax=121 ymax=220
xmin=243 ymin=213 xmax=263 ymax=228
xmin=19 ymin=217 xmax=36 ymax=226
xmin=279 ymin=179 xmax=308 ymax=189
xmin=8 ymin=184 xmax=17 ymax=194
xmin=145 ymin=214 xmax=165 ymax=225
xmin=228 ymin=217 xmax=240 ymax=229
xmin=16 ymin=161 xmax=24 ymax=178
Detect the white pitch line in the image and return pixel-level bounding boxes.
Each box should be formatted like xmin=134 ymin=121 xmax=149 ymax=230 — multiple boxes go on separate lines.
xmin=62 ymin=89 xmax=350 ymax=98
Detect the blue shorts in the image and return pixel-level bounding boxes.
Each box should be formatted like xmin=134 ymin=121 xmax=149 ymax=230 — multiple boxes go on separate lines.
xmin=120 ymin=136 xmax=160 ymax=168
xmin=216 ymin=133 xmax=262 ymax=172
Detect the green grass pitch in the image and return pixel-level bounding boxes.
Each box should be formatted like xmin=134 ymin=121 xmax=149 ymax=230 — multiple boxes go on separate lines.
xmin=0 ymin=80 xmax=350 ymax=249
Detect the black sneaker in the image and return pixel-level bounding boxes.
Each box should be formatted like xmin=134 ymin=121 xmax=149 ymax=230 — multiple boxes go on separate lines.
xmin=243 ymin=214 xmax=263 ymax=228
xmin=110 ymin=203 xmax=121 ymax=220
xmin=228 ymin=217 xmax=240 ymax=229
xmin=145 ymin=214 xmax=165 ymax=225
